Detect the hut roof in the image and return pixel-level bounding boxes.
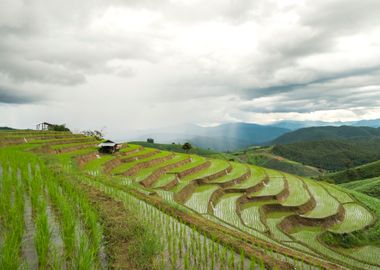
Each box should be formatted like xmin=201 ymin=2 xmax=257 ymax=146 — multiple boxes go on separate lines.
xmin=98 ymin=140 xmax=116 ymax=147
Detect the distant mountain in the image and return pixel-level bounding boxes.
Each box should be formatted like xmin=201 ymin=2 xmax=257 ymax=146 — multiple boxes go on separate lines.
xmin=0 ymin=126 xmax=15 ymax=130
xmin=272 ymin=126 xmax=380 ymax=145
xmin=189 ymin=135 xmax=252 ymax=152
xmin=272 ymin=119 xmax=380 ymax=130
xmin=130 ymin=123 xmax=290 ymax=151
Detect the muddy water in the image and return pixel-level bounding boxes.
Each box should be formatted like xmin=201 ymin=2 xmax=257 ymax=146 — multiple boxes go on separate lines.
xmin=22 ymin=194 xmax=38 ymax=269
xmin=46 ymin=203 xmax=66 ymax=269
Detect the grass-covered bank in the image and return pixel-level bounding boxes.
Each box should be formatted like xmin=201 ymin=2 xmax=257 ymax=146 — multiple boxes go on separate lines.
xmin=321 ymin=191 xmax=380 ymax=248
xmin=70 ymin=179 xmax=162 ymax=270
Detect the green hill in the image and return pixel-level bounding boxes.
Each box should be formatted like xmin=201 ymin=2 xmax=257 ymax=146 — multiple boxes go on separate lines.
xmin=272 ymin=125 xmax=380 ymax=145
xmin=231 ymin=147 xmax=322 ymax=177
xmin=1 ymin=130 xmax=380 ymax=270
xmin=129 ymin=141 xmax=241 ymax=161
xmin=341 ymin=177 xmax=380 ymax=199
xmin=325 ymin=160 xmax=380 ymax=183
xmin=272 ymin=139 xmax=380 ymax=171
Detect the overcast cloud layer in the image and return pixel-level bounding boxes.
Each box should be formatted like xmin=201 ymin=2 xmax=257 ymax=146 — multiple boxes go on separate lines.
xmin=1 ymin=0 xmax=380 ymax=137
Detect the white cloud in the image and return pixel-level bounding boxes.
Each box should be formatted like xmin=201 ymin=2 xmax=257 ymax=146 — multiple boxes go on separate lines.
xmin=1 ymin=0 xmax=380 ymax=136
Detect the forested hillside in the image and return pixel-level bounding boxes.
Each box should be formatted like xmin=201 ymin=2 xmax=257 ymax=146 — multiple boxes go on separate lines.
xmin=272 ymin=126 xmax=380 ymax=145
xmin=272 ymin=139 xmax=380 ymax=171
xmin=326 ymin=160 xmax=380 ymax=183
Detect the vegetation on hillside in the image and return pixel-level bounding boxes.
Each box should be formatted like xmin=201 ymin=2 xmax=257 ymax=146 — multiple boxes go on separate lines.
xmin=48 ymin=124 xmax=71 ymax=132
xmin=272 ymin=125 xmax=380 ymax=145
xmin=272 ymin=139 xmax=380 ymax=171
xmin=325 ymin=160 xmax=380 ymax=184
xmin=321 ymin=190 xmax=380 ymax=248
xmin=1 ymin=130 xmax=380 ymax=270
xmin=0 ymin=126 xmax=15 ymax=130
xmin=341 ymin=177 xmax=380 ymax=199
xmin=130 ymin=141 xmax=241 ymax=161
xmin=231 ymin=147 xmax=322 ymax=177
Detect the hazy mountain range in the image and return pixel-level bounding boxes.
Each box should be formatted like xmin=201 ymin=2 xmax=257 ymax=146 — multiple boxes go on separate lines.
xmin=128 ymin=119 xmax=380 ymax=151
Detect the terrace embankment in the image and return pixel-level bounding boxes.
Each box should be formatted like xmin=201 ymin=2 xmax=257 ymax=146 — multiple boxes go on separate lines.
xmin=161 ymin=160 xmax=211 ymax=190
xmin=208 ymin=165 xmax=252 ymax=188
xmin=102 ymin=148 xmax=147 ymax=174
xmin=119 ymin=146 xmax=144 ymax=156
xmin=279 ymin=204 xmax=346 ymax=234
xmin=245 ymin=177 xmax=289 ymax=202
xmin=140 ymin=157 xmax=192 ymax=187
xmin=76 ymin=151 xmax=99 ymax=168
xmin=98 ymin=176 xmax=345 ymax=270
xmin=122 ymin=153 xmax=175 ymax=177
xmin=121 ymin=149 xmax=160 ymax=163
xmin=103 ymin=157 xmax=123 ymax=174
xmin=76 ymin=182 xmax=150 ymax=270
xmin=173 ymin=163 xmax=233 ymax=204
xmin=33 ymin=142 xmax=97 ymax=155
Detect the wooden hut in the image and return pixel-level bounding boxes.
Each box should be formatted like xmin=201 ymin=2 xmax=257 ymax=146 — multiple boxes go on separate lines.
xmin=36 ymin=122 xmax=54 ymax=131
xmin=98 ymin=140 xmax=122 ymax=154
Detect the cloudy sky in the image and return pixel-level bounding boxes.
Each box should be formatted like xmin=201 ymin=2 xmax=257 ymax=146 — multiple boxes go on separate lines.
xmin=1 ymin=0 xmax=380 ymax=137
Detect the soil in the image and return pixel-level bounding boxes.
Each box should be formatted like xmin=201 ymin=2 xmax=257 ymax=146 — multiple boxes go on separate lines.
xmin=77 ymin=183 xmax=139 ymax=270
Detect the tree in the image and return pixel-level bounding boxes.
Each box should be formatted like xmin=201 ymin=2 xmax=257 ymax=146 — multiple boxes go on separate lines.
xmin=48 ymin=124 xmax=70 ymax=132
xmin=182 ymin=142 xmax=192 ymax=154
xmin=82 ymin=130 xmax=104 ymax=140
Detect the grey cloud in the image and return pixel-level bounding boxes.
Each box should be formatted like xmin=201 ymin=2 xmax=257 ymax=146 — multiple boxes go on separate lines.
xmin=0 ymin=0 xmax=162 ymax=86
xmin=0 ymin=85 xmax=41 ymax=104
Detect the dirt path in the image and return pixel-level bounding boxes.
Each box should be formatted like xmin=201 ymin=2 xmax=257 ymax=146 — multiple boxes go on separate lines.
xmin=77 ymin=183 xmax=141 ymax=270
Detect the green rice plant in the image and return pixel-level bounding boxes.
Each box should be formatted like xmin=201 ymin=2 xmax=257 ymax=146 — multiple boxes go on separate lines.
xmin=185 ymin=184 xmax=219 ymax=213
xmin=35 ymin=199 xmax=51 ymax=269
xmin=240 ymin=250 xmax=245 ymax=270
xmin=248 ymin=169 xmax=284 ymax=197
xmin=112 ymin=150 xmax=168 ymax=174
xmin=228 ymin=250 xmax=235 ymax=269
xmin=134 ymin=154 xmax=189 ymax=182
xmin=328 ymin=203 xmax=373 ymax=233
xmin=232 ymin=166 xmax=266 ymax=189
xmin=173 ymin=159 xmax=230 ymax=192
xmin=240 ymin=202 xmax=267 ymax=232
xmin=0 ymin=156 xmax=25 ymax=269
xmin=281 ymin=174 xmax=310 ymax=207
xmin=74 ymin=236 xmax=97 ymax=270
xmin=45 ymin=178 xmax=77 ymax=261
xmin=301 ymin=179 xmax=340 ymax=219
xmin=321 ymin=182 xmax=354 ymax=203
xmin=208 ymin=162 xmax=248 ymax=184
xmin=249 ymin=256 xmax=256 ymax=270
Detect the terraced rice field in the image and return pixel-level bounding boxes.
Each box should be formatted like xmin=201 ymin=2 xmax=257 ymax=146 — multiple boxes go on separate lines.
xmin=0 ymin=130 xmax=379 ymax=270
xmin=185 ymin=185 xmax=219 ymax=213
xmin=233 ymin=166 xmax=267 ymax=189
xmin=240 ymin=202 xmax=269 ymax=233
xmin=281 ymin=175 xmax=310 ymax=207
xmin=207 ymin=162 xmax=248 ymax=184
xmin=328 ymin=203 xmax=373 ymax=233
xmin=248 ymin=170 xmax=284 ymax=197
xmin=301 ymin=180 xmax=340 ymax=219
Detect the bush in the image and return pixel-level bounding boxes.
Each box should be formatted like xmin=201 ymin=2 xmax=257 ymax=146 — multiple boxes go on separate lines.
xmin=48 ymin=124 xmax=70 ymax=132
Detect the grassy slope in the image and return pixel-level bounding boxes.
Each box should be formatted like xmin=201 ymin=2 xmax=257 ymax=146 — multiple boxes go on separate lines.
xmin=4 ymin=131 xmax=379 ymax=268
xmin=341 ymin=177 xmax=380 ymax=199
xmin=231 ymin=147 xmax=322 ymax=177
xmin=272 ymin=126 xmax=380 ymax=145
xmin=321 ymin=190 xmax=380 ymax=248
xmin=130 ymin=141 xmax=241 ymax=161
xmin=272 ymin=139 xmax=380 ymax=171
xmin=326 ymin=160 xmax=380 ymax=184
